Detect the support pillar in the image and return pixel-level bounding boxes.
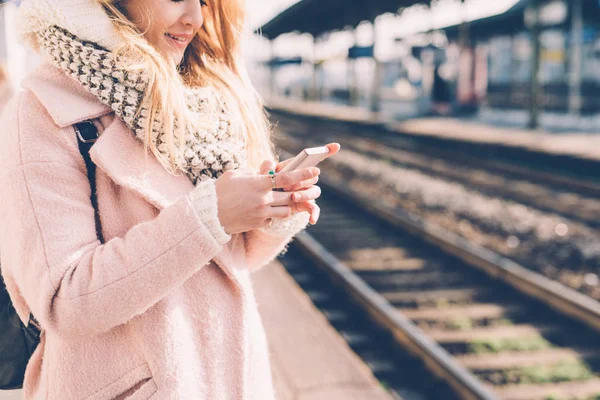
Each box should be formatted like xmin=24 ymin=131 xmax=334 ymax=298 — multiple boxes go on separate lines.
xmin=569 ymin=0 xmax=583 ymax=115
xmin=369 ymin=19 xmax=382 ymax=114
xmin=268 ymin=40 xmax=276 ymax=96
xmin=310 ymin=35 xmax=318 ymax=101
xmin=528 ymin=0 xmax=542 ymax=130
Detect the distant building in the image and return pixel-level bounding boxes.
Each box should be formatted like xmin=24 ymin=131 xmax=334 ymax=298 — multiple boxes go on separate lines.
xmin=438 ymin=0 xmax=600 ymax=114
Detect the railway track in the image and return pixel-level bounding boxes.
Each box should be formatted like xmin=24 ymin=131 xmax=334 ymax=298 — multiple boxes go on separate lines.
xmin=279 ymin=247 xmax=461 ymax=400
xmin=283 ymin=155 xmax=600 ymax=400
xmin=270 ymin=110 xmax=600 ymax=199
xmin=273 ymin=112 xmax=600 ymax=229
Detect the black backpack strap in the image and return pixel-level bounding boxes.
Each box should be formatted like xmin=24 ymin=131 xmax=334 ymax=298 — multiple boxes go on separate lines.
xmin=74 ymin=121 xmax=104 ymax=244
xmin=29 ymin=122 xmax=102 ymax=324
xmin=0 ymin=121 xmax=105 ymax=390
xmin=28 ymin=121 xmax=103 ymax=326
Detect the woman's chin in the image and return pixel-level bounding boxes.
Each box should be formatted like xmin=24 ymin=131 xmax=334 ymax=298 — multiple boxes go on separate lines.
xmin=158 ymin=47 xmax=184 ymax=66
xmin=171 ymin=54 xmax=184 ymax=65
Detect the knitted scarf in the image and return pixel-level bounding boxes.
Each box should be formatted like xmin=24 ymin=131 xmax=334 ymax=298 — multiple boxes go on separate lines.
xmin=37 ymin=25 xmax=247 ymax=185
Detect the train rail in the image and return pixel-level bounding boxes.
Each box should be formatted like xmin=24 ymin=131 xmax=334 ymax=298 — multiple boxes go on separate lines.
xmin=270 ymin=109 xmax=600 ymax=198
xmin=273 ymin=111 xmax=600 ymax=228
xmin=282 ymin=151 xmax=600 ymax=400
xmin=273 ymin=112 xmax=600 ymax=303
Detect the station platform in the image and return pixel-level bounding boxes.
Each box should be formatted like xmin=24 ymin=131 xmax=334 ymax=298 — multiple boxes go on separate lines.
xmin=254 ymin=261 xmax=394 ymax=400
xmin=0 ymin=260 xmax=392 ymax=400
xmin=267 ymin=96 xmax=600 ymax=165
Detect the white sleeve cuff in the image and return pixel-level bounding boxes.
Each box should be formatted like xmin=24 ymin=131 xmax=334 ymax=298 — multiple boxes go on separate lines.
xmin=188 ymin=179 xmax=232 ymax=246
xmin=258 ymin=211 xmax=310 ymax=238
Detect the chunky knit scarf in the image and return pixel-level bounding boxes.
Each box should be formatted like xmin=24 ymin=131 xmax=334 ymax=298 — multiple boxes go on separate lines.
xmin=37 ymin=25 xmax=247 ymax=185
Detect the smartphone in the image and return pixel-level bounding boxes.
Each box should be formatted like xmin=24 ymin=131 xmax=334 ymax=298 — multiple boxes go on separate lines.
xmin=279 ymin=146 xmax=330 ymax=173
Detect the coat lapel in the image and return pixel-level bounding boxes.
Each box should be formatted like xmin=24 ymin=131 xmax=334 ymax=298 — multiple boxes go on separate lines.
xmin=89 ymin=117 xmax=194 ymax=211
xmin=23 ymin=63 xmax=195 ymax=211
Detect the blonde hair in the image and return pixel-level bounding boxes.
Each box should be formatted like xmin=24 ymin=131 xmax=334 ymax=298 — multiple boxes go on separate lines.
xmin=0 ymin=64 xmax=7 ymax=84
xmin=99 ymin=0 xmax=274 ymax=175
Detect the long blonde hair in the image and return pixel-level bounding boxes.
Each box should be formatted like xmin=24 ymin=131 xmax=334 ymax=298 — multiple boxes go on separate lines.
xmin=0 ymin=64 xmax=7 ymax=85
xmin=99 ymin=0 xmax=274 ymax=175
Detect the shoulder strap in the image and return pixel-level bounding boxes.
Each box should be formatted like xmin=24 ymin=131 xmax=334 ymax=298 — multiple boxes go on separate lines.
xmin=25 ymin=121 xmax=104 ymax=334
xmin=74 ymin=121 xmax=104 ymax=244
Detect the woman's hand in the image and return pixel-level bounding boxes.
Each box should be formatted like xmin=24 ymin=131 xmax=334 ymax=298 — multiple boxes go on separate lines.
xmin=260 ymin=143 xmax=341 ymax=225
xmin=214 ymin=166 xmax=321 ymax=234
xmin=259 ymin=161 xmax=321 ymax=225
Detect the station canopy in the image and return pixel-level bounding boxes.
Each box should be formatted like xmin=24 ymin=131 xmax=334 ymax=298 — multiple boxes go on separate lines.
xmin=441 ymin=0 xmax=528 ymax=41
xmin=257 ymin=0 xmax=434 ymax=40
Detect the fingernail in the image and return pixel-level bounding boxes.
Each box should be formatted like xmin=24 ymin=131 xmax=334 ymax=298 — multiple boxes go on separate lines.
xmin=313 ymin=168 xmax=320 ymax=175
xmin=293 ymin=193 xmax=300 ymax=201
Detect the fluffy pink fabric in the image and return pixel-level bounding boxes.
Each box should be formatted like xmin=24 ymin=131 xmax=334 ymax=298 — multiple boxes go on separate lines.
xmin=0 ymin=64 xmax=307 ymax=399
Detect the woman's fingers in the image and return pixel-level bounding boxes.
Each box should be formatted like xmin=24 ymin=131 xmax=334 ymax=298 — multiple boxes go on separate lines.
xmin=293 ymin=200 xmax=320 ymax=224
xmin=282 ymin=176 xmax=319 ymax=192
xmin=275 ymin=157 xmax=294 ymax=172
xmin=310 ymin=202 xmax=320 ymax=224
xmin=260 ymin=205 xmax=293 ymax=228
xmin=267 ymin=200 xmax=320 ymax=224
xmin=273 ymin=143 xmax=339 ymax=190
xmin=291 ymin=186 xmax=321 ymax=203
xmin=262 ymin=167 xmax=320 ymax=192
xmin=268 ymin=205 xmax=292 ymax=219
xmin=324 ymin=143 xmax=341 ymax=158
xmin=257 ymin=148 xmax=336 ymax=226
xmin=280 ymin=167 xmax=320 ymax=188
xmin=260 ymin=160 xmax=277 ymax=175
xmin=268 ymin=185 xmax=321 ymax=207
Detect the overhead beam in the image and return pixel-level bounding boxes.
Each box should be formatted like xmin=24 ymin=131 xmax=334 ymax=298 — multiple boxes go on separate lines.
xmin=256 ymin=0 xmax=433 ymax=40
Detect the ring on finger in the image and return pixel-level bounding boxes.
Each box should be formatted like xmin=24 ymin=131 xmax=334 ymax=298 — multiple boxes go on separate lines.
xmin=268 ymin=170 xmax=276 ymax=190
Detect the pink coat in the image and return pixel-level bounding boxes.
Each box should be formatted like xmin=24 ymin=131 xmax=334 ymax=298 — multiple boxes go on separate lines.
xmin=0 ymin=64 xmax=308 ymax=399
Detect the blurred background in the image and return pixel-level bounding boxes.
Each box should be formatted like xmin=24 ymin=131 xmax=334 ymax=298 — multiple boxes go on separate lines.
xmin=248 ymin=1 xmax=600 ymax=399
xmin=251 ymin=0 xmax=600 ymax=131
xmin=2 ymin=1 xmax=600 ymax=400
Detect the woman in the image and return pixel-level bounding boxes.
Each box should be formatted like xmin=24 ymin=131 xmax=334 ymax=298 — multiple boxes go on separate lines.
xmin=0 ymin=0 xmax=340 ymax=398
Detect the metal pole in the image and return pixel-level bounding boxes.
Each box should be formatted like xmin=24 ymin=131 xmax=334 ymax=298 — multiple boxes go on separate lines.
xmin=569 ymin=0 xmax=583 ymax=115
xmin=528 ymin=0 xmax=541 ymax=130
xmin=347 ymin=55 xmax=354 ymax=106
xmin=311 ymin=35 xmax=318 ymax=101
xmin=457 ymin=0 xmax=472 ymax=107
xmin=269 ymin=40 xmax=276 ymax=97
xmin=370 ymin=19 xmax=381 ymax=114
xmin=349 ymin=30 xmax=359 ymax=107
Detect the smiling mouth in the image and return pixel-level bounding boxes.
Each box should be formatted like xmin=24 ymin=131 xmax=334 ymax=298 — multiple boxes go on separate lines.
xmin=165 ymin=33 xmax=187 ymax=44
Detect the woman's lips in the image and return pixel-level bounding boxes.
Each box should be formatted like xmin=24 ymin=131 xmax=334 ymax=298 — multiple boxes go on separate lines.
xmin=165 ymin=32 xmax=191 ymax=50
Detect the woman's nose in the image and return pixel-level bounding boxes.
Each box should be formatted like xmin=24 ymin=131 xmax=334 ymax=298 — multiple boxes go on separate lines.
xmin=181 ymin=1 xmax=204 ymax=30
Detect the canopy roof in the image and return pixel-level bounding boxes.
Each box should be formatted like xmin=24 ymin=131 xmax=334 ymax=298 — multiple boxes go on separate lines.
xmin=440 ymin=0 xmax=600 ymax=41
xmin=257 ymin=0 xmax=434 ymax=40
xmin=442 ymin=0 xmax=528 ymax=41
